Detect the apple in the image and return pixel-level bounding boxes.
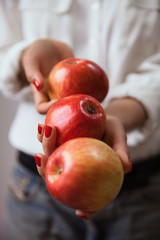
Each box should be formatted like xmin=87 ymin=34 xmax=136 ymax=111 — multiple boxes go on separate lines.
xmin=48 ymin=58 xmax=109 ymax=102
xmin=45 ymin=94 xmax=106 ymax=147
xmin=45 ymin=137 xmax=124 ymax=212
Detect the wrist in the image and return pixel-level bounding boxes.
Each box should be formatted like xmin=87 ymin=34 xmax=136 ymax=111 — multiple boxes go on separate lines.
xmin=105 ymin=97 xmax=148 ymax=132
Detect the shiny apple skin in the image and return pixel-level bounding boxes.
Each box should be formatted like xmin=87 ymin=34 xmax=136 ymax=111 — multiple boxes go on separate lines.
xmin=45 ymin=138 xmax=124 ymax=212
xmin=45 ymin=94 xmax=106 ymax=147
xmin=48 ymin=58 xmax=109 ymax=103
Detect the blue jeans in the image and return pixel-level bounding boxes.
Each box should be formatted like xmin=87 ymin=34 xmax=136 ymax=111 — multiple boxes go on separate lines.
xmin=3 ymin=154 xmax=160 ymax=240
xmin=4 ymin=162 xmax=88 ymax=240
xmin=92 ymin=155 xmax=160 ymax=240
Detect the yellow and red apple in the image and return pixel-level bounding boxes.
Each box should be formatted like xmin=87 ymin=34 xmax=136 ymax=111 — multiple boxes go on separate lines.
xmin=45 ymin=137 xmax=124 ymax=212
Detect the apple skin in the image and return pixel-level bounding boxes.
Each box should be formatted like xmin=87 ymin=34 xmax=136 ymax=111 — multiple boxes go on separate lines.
xmin=48 ymin=58 xmax=109 ymax=103
xmin=45 ymin=94 xmax=106 ymax=147
xmin=45 ymin=137 xmax=124 ymax=212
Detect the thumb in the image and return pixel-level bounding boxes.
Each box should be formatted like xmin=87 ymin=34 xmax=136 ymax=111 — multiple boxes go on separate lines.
xmin=22 ymin=53 xmax=45 ymax=90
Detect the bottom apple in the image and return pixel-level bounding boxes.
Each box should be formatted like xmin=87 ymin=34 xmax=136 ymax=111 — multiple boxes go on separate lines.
xmin=45 ymin=138 xmax=124 ymax=212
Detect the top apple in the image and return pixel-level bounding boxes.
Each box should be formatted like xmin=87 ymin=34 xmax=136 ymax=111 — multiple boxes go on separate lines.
xmin=48 ymin=58 xmax=109 ymax=102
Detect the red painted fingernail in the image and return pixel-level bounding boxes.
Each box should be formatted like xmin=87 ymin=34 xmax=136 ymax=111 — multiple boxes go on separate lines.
xmin=77 ymin=214 xmax=88 ymax=220
xmin=33 ymin=79 xmax=40 ymax=90
xmin=128 ymin=160 xmax=133 ymax=172
xmin=38 ymin=124 xmax=42 ymax=135
xmin=45 ymin=125 xmax=52 ymax=138
xmin=35 ymin=155 xmax=41 ymax=167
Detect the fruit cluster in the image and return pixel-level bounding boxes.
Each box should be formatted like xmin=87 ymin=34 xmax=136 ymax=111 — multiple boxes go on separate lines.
xmin=45 ymin=58 xmax=124 ymax=212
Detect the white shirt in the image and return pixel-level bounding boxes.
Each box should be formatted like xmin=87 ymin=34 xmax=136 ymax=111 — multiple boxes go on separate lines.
xmin=0 ymin=0 xmax=160 ymax=162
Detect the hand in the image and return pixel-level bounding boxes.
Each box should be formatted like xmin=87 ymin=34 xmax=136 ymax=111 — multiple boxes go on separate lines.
xmin=21 ymin=39 xmax=74 ymax=113
xmin=35 ymin=115 xmax=131 ymax=220
xmin=103 ymin=115 xmax=132 ymax=174
xmin=35 ymin=124 xmax=97 ymax=220
xmin=71 ymin=116 xmax=132 ymax=220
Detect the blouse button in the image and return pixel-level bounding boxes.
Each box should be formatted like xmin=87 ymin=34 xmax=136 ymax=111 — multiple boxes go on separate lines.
xmin=91 ymin=1 xmax=100 ymax=11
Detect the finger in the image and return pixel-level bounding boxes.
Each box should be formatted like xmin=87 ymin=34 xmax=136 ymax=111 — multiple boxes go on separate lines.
xmin=22 ymin=51 xmax=44 ymax=89
xmin=42 ymin=125 xmax=57 ymax=157
xmin=103 ymin=116 xmax=132 ymax=173
xmin=76 ymin=210 xmax=97 ymax=220
xmin=31 ymin=84 xmax=57 ymax=114
xmin=37 ymin=124 xmax=45 ymax=143
xmin=110 ymin=123 xmax=132 ymax=173
xmin=113 ymin=138 xmax=132 ymax=174
xmin=35 ymin=153 xmax=48 ymax=179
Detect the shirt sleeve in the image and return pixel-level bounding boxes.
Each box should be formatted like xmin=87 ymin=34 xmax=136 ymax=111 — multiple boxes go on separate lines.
xmin=0 ymin=1 xmax=32 ymax=100
xmin=0 ymin=41 xmax=33 ymax=100
xmin=108 ymin=53 xmax=160 ymax=146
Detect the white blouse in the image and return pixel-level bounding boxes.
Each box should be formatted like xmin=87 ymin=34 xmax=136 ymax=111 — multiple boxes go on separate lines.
xmin=0 ymin=0 xmax=160 ymax=162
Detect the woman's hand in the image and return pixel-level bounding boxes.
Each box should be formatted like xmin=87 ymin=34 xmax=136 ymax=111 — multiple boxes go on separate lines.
xmin=35 ymin=124 xmax=97 ymax=220
xmin=75 ymin=115 xmax=132 ymax=220
xmin=35 ymin=114 xmax=132 ymax=220
xmin=21 ymin=39 xmax=74 ymax=113
xmin=103 ymin=115 xmax=132 ymax=173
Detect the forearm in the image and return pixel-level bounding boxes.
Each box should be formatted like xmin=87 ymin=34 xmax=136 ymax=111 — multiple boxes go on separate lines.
xmin=105 ymin=97 xmax=148 ymax=132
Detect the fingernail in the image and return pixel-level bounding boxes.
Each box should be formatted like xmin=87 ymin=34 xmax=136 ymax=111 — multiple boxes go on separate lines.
xmin=128 ymin=160 xmax=133 ymax=172
xmin=77 ymin=213 xmax=88 ymax=220
xmin=45 ymin=125 xmax=52 ymax=138
xmin=38 ymin=124 xmax=42 ymax=135
xmin=33 ymin=79 xmax=40 ymax=90
xmin=35 ymin=155 xmax=41 ymax=167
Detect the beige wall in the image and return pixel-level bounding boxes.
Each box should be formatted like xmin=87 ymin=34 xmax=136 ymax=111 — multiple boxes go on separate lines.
xmin=0 ymin=92 xmax=17 ymax=235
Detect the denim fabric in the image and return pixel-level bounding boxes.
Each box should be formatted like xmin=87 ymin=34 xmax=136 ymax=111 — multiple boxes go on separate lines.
xmin=3 ymin=157 xmax=160 ymax=240
xmin=92 ymin=159 xmax=160 ymax=240
xmin=3 ymin=162 xmax=87 ymax=240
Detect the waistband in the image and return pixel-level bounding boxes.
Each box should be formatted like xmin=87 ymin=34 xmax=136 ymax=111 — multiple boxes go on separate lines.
xmin=122 ymin=153 xmax=160 ymax=191
xmin=18 ymin=150 xmax=160 ymax=181
xmin=18 ymin=151 xmax=39 ymax=175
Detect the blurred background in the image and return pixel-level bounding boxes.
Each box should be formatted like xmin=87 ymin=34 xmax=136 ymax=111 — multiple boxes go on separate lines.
xmin=0 ymin=92 xmax=17 ymax=234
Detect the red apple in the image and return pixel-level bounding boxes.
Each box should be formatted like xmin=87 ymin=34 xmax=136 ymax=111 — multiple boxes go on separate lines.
xmin=48 ymin=58 xmax=109 ymax=102
xmin=45 ymin=94 xmax=106 ymax=147
xmin=45 ymin=137 xmax=124 ymax=212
